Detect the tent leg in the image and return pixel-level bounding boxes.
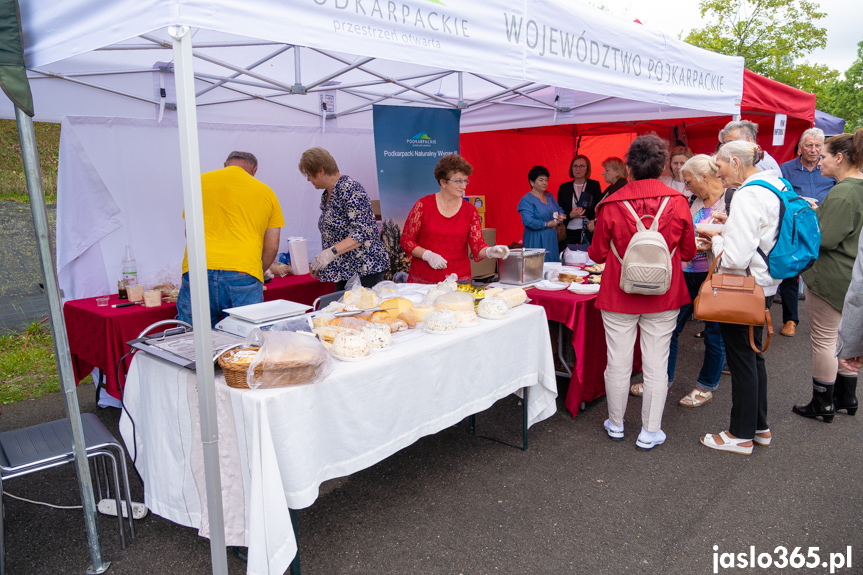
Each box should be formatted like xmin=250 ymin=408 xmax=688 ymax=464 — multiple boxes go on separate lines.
xmin=168 ymin=25 xmax=229 ymax=575
xmin=14 ymin=107 xmax=109 ymax=574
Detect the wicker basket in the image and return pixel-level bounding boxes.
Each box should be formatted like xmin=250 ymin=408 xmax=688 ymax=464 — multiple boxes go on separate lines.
xmin=218 ymin=347 xmax=259 ymax=389
xmin=217 ymin=347 xmax=322 ymax=389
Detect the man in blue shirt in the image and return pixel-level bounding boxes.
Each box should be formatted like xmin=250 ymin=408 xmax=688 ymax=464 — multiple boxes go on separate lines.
xmin=777 ymin=128 xmax=836 ymax=337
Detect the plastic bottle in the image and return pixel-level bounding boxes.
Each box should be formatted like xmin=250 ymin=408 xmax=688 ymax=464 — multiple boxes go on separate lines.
xmin=122 ymin=245 xmax=138 ymax=286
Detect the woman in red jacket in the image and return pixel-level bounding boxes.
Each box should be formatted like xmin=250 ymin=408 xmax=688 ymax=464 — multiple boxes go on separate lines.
xmin=588 ymin=134 xmax=696 ymax=450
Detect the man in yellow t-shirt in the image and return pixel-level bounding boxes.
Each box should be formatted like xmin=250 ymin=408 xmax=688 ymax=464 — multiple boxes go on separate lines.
xmin=177 ymin=151 xmax=285 ymax=328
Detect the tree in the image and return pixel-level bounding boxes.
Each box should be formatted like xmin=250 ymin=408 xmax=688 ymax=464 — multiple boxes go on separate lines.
xmin=683 ymin=0 xmax=831 ymax=88
xmin=821 ymin=41 xmax=863 ymax=133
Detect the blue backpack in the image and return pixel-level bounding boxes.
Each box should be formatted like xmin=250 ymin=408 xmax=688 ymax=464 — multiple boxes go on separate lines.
xmin=738 ymin=177 xmax=820 ymax=279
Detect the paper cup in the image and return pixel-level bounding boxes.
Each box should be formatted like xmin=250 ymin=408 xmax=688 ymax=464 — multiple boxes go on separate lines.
xmin=143 ymin=290 xmax=162 ymax=307
xmin=127 ymin=284 xmax=145 ymax=302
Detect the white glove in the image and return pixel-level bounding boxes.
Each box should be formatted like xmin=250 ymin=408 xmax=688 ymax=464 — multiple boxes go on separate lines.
xmin=485 ymin=245 xmax=510 ymax=259
xmin=421 ymin=250 xmax=448 ymax=270
xmin=310 ymin=248 xmax=337 ymax=272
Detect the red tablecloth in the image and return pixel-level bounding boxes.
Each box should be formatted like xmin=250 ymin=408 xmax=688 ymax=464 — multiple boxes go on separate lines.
xmin=63 ymin=274 xmax=335 ymax=401
xmin=527 ymin=288 xmax=642 ymax=417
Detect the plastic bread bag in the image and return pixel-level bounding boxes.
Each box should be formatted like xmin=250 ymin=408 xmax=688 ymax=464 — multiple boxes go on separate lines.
xmin=142 ymin=265 xmax=181 ymax=299
xmin=423 ymin=274 xmax=459 ymax=304
xmin=372 ymin=280 xmax=400 ymax=299
xmin=327 ymin=316 xmax=371 ymax=330
xmin=267 ymin=261 xmax=292 ymax=277
xmin=246 ymin=330 xmax=333 ymax=389
xmin=270 ymin=315 xmax=313 ymax=334
xmin=433 ymin=291 xmax=475 ymax=312
xmin=243 ymin=328 xmax=266 ymax=348
xmin=343 ymin=281 xmax=381 ymax=308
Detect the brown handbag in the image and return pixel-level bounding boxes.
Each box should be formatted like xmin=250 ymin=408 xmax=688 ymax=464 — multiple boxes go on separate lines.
xmin=556 ymin=223 xmax=567 ymax=243
xmin=692 ymin=252 xmax=774 ymax=353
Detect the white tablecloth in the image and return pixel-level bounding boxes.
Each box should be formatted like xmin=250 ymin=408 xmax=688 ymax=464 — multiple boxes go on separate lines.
xmin=119 ymin=303 xmax=557 ymax=575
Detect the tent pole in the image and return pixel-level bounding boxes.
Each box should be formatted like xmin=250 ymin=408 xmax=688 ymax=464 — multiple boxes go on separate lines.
xmin=168 ymin=25 xmax=229 ymax=575
xmin=293 ymin=46 xmax=303 ymax=92
xmin=14 ymin=106 xmax=110 ymax=575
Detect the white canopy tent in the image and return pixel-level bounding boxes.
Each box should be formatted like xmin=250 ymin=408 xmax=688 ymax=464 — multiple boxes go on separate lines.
xmin=1 ymin=1 xmax=744 ymax=574
xmin=3 ymin=3 xmax=745 ymax=301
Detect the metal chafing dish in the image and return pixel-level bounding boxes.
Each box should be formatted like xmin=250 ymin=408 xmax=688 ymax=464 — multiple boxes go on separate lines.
xmin=497 ymin=248 xmax=547 ymax=285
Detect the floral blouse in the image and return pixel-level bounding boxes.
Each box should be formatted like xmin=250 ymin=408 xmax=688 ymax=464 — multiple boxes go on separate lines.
xmin=400 ymin=194 xmax=488 ymax=284
xmin=317 ymin=175 xmax=389 ymax=282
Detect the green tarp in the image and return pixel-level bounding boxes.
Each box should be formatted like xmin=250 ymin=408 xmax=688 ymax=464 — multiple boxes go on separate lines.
xmin=0 ymin=0 xmax=33 ymax=116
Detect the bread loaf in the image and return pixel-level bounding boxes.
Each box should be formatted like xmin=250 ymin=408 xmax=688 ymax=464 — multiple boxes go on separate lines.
xmin=397 ymin=311 xmax=417 ymax=327
xmin=558 ymin=272 xmax=584 ymax=284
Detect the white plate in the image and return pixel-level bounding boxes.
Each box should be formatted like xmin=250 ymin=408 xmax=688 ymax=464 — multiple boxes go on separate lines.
xmin=329 ymin=351 xmax=372 ymax=362
xmin=224 ymin=300 xmax=311 ymax=323
xmin=478 ymin=311 xmax=511 ymax=320
xmin=560 ymin=268 xmax=589 ymax=277
xmin=423 ymin=326 xmax=459 ymax=335
xmin=569 ymin=283 xmax=600 ymax=294
xmin=371 ymin=342 xmax=395 ymax=352
xmin=534 ymin=280 xmax=569 ymax=291
xmin=458 ymin=319 xmax=481 ymax=328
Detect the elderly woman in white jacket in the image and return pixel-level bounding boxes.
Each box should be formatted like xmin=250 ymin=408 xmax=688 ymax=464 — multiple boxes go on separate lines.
xmin=694 ymin=141 xmax=783 ymax=455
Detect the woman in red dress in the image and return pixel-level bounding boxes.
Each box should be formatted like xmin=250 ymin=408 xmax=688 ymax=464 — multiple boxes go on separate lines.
xmin=401 ymin=155 xmax=510 ymax=283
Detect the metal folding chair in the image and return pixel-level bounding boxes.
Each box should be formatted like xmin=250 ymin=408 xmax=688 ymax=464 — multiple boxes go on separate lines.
xmin=0 ymin=413 xmax=136 ymax=574
xmin=311 ymin=290 xmax=347 ymax=311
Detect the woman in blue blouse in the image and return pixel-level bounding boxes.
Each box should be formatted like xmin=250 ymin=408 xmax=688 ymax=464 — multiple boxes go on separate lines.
xmin=299 ymin=147 xmax=389 ymax=291
xmin=518 ymin=165 xmax=564 ymax=262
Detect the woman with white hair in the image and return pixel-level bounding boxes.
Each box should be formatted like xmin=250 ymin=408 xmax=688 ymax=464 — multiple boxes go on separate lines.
xmin=662 ymin=154 xmax=729 ymax=408
xmin=695 ymin=141 xmax=783 ymax=455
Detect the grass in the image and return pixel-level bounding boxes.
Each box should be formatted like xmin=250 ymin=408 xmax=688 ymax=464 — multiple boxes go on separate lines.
xmin=0 ymin=321 xmax=89 ymax=405
xmin=0 ymin=119 xmax=60 ymax=203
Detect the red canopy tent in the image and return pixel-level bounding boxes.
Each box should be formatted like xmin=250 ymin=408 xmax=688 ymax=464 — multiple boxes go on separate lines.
xmin=462 ymin=70 xmax=816 ymax=246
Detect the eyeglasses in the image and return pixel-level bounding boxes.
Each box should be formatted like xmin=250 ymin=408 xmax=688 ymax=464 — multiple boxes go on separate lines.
xmin=572 ymin=164 xmax=587 ymax=170
xmin=447 ymin=179 xmax=469 ymax=185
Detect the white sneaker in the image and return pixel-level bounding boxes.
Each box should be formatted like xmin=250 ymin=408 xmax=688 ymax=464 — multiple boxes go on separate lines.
xmin=603 ymin=419 xmax=624 ymax=441
xmin=635 ymin=428 xmax=666 ymax=451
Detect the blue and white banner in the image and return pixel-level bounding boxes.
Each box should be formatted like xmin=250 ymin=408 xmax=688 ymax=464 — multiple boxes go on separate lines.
xmin=373 ymin=105 xmax=461 ymax=230
xmin=373 ymin=104 xmax=461 ymax=276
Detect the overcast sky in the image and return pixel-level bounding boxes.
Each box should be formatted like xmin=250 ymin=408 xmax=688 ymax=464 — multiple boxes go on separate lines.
xmin=591 ymin=0 xmax=861 ymax=74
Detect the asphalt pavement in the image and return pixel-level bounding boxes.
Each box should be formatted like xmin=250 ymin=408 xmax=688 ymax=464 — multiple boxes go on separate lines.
xmin=0 ymin=299 xmax=861 ymax=575
xmin=0 ymin=200 xmax=55 ymax=333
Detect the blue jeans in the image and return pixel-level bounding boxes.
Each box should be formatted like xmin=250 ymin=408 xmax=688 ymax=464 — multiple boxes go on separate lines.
xmin=667 ymin=271 xmax=726 ymax=391
xmin=177 ymin=271 xmax=263 ymax=328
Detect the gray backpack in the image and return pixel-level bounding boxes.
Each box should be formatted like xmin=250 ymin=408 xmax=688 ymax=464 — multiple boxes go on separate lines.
xmin=610 ymin=197 xmax=676 ymax=295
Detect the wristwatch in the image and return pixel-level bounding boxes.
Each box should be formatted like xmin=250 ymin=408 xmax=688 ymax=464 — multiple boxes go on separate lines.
xmin=330 ymin=246 xmax=338 ymax=256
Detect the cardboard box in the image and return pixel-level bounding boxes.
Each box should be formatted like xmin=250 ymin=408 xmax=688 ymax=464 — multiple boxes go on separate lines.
xmin=470 ymin=228 xmax=497 ymax=280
